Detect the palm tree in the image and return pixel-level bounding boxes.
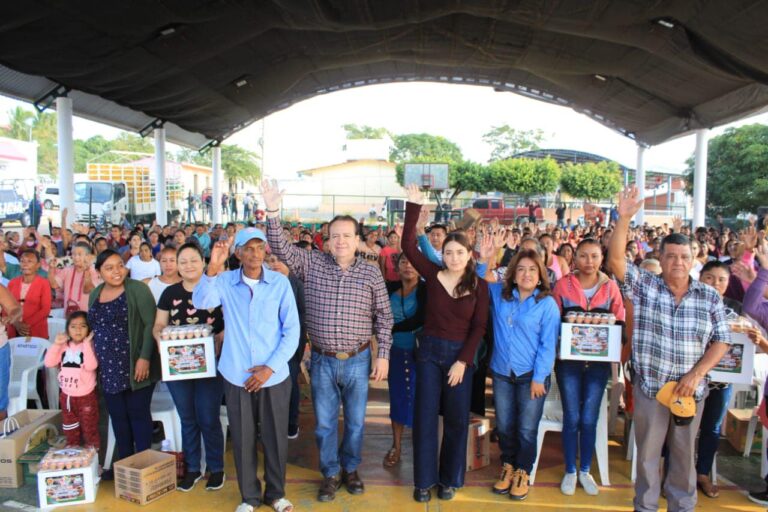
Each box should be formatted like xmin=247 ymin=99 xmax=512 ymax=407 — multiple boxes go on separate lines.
xmin=0 ymin=106 xmax=35 ymax=141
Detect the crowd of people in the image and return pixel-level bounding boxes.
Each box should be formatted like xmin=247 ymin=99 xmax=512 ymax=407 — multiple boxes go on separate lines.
xmin=0 ymin=182 xmax=767 ymax=512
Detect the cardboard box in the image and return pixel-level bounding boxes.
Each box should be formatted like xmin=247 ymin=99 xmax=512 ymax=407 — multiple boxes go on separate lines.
xmin=710 ymin=332 xmax=755 ymax=385
xmin=559 ymin=323 xmax=622 ymax=362
xmin=726 ymin=408 xmax=761 ymax=453
xmin=0 ymin=409 xmax=62 ymax=488
xmin=114 ymin=449 xmax=176 ymax=505
xmin=159 ymin=336 xmax=217 ymax=381
xmin=466 ymin=415 xmax=491 ymax=472
xmin=437 ymin=414 xmax=491 ymax=472
xmin=37 ymin=456 xmax=98 ymax=509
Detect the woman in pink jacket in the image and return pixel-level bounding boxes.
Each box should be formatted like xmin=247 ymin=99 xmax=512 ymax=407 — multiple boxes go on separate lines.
xmin=551 ymin=238 xmax=625 ymax=497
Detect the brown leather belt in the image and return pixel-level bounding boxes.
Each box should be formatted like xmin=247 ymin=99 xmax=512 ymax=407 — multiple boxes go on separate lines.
xmin=311 ymin=341 xmax=370 ymax=361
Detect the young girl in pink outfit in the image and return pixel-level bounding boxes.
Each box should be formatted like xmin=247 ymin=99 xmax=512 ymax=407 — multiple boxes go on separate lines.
xmin=44 ymin=311 xmax=100 ymax=448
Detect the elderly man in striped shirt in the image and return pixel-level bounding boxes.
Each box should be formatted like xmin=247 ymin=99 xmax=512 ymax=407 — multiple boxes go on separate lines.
xmin=608 ymin=186 xmax=730 ymax=512
xmin=261 ymin=180 xmax=394 ymax=503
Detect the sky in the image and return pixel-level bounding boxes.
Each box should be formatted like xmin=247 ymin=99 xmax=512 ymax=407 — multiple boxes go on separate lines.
xmin=2 ymin=81 xmax=768 ymax=180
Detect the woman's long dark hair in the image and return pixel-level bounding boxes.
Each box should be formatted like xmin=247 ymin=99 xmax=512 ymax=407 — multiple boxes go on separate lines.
xmin=442 ymin=232 xmax=477 ymax=298
xmin=502 ymin=249 xmax=551 ymax=302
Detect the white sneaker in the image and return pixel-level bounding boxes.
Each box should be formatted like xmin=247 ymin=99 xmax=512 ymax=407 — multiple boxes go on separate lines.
xmin=579 ymin=471 xmax=599 ymax=495
xmin=560 ymin=472 xmax=577 ymax=495
xmin=235 ymin=503 xmax=254 ymax=512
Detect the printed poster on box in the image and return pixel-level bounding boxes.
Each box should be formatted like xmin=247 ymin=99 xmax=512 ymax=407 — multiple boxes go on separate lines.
xmin=559 ymin=323 xmax=622 ymax=362
xmin=160 ymin=336 xmax=216 ymax=382
xmin=710 ymin=332 xmax=755 ymax=385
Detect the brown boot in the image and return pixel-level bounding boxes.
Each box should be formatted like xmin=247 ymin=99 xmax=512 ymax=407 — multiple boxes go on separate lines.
xmin=492 ymin=463 xmax=515 ymax=494
xmin=317 ymin=474 xmax=341 ymax=502
xmin=509 ymin=469 xmax=529 ymax=501
xmin=697 ymin=474 xmax=720 ymax=498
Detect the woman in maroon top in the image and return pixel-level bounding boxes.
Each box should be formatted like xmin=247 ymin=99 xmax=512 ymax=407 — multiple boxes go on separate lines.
xmin=401 ymin=185 xmax=489 ymax=503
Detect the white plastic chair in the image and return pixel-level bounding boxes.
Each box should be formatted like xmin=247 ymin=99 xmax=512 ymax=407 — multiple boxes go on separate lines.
xmin=530 ymin=376 xmax=610 ymax=486
xmin=103 ymin=386 xmax=182 ymax=470
xmin=7 ymin=336 xmax=50 ymax=415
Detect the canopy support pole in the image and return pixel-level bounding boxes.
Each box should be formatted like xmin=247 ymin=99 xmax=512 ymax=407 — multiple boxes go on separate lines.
xmin=154 ymin=127 xmax=166 ymax=224
xmin=212 ymin=146 xmax=222 ymax=224
xmin=693 ymin=129 xmax=709 ymax=228
xmin=635 ymin=144 xmax=646 ymax=226
xmin=56 ymin=96 xmax=74 ymax=221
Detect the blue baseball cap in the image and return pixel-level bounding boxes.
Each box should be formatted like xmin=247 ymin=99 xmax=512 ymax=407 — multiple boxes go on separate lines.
xmin=234 ymin=227 xmax=267 ymax=248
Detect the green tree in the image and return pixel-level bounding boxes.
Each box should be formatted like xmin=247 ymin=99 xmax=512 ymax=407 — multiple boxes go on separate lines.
xmin=487 ymin=158 xmax=561 ymax=198
xmin=342 ymin=123 xmax=389 ymax=139
xmin=0 ymin=106 xmax=35 ymax=141
xmin=482 ymin=125 xmax=545 ymax=162
xmin=560 ymin=161 xmax=623 ymax=201
xmin=389 ymin=133 xmax=463 ymax=164
xmin=32 ymin=111 xmax=58 ymax=177
xmin=220 ymin=145 xmax=261 ymax=190
xmin=683 ymin=124 xmax=768 ymax=216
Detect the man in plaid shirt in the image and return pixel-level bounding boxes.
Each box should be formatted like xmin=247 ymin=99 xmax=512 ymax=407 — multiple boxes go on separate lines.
xmin=608 ymin=186 xmax=730 ymax=512
xmin=261 ymin=180 xmax=393 ymax=503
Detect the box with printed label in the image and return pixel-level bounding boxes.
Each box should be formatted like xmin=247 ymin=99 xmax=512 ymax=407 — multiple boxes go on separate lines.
xmin=37 ymin=455 xmax=98 ymax=509
xmin=0 ymin=409 xmax=61 ymax=488
xmin=559 ymin=323 xmax=622 ymax=362
xmin=159 ymin=336 xmax=216 ymax=381
xmin=114 ymin=449 xmax=176 ymax=505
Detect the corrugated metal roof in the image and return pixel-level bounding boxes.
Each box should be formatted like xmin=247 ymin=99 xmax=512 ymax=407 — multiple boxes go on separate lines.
xmin=1 ymin=1 xmax=767 ymax=146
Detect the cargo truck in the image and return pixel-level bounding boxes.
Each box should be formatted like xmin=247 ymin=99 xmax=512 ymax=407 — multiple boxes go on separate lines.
xmin=75 ymin=163 xmax=182 ymax=227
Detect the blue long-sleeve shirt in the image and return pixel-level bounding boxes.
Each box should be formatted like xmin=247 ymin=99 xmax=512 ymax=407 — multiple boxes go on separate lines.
xmin=487 ymin=283 xmax=560 ymax=383
xmin=417 ymin=234 xmax=442 ymax=265
xmin=192 ymin=265 xmax=299 ymax=388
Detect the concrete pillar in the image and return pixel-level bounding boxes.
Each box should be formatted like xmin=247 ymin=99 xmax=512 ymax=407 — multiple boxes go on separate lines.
xmin=56 ymin=97 xmax=74 ymax=220
xmin=635 ymin=145 xmax=646 ymax=226
xmin=667 ymin=175 xmax=672 ymax=214
xmin=154 ymin=127 xmax=166 ymax=224
xmin=212 ymin=146 xmax=222 ymax=223
xmin=693 ymin=129 xmax=709 ymax=228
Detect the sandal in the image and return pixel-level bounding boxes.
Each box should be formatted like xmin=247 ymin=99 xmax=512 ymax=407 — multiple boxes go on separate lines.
xmin=383 ymin=447 xmax=401 ymax=467
xmin=271 ymin=497 xmax=294 ymax=512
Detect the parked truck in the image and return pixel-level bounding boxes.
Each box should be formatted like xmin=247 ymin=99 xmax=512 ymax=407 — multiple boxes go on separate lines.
xmin=461 ymin=197 xmax=543 ymax=224
xmin=76 ymin=163 xmax=183 ymax=227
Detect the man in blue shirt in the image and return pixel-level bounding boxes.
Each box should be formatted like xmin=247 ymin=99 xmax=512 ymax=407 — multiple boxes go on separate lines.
xmin=193 ymin=227 xmax=299 ymax=512
xmin=193 ymin=223 xmax=211 ymax=259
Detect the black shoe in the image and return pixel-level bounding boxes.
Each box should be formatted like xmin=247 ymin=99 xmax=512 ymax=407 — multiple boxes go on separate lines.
xmin=748 ymin=489 xmax=768 ymax=506
xmin=318 ymin=474 xmax=341 ymax=502
xmin=341 ymin=470 xmax=365 ymax=495
xmin=437 ymin=486 xmax=455 ymax=500
xmin=100 ymin=468 xmax=114 ymax=481
xmin=206 ymin=471 xmax=225 ymax=491
xmin=413 ymin=488 xmax=431 ymax=502
xmin=178 ymin=471 xmax=203 ymax=492
xmin=287 ymin=425 xmax=299 ymax=439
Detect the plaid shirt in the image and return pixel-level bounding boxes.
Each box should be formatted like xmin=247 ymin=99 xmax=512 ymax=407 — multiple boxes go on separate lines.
xmin=266 ymin=217 xmax=393 ymax=360
xmin=620 ymin=264 xmax=731 ymax=401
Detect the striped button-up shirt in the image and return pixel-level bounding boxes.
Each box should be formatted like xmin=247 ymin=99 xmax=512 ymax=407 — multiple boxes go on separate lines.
xmin=266 ymin=217 xmax=393 ymax=360
xmin=620 ymin=263 xmax=731 ymax=401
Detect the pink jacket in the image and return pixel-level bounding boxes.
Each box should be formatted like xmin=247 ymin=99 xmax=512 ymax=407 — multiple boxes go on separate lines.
xmin=552 ymin=271 xmax=626 ymax=321
xmin=44 ymin=340 xmax=98 ymax=397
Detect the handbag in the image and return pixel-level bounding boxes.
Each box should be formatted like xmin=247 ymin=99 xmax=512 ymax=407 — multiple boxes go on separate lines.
xmin=64 ymin=268 xmax=84 ymax=316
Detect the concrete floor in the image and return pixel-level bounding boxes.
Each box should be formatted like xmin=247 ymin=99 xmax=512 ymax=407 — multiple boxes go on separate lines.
xmin=1 ymin=382 xmax=766 ymax=511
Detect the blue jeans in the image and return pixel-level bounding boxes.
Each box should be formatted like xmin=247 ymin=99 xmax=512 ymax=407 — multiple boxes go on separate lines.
xmin=167 ymin=375 xmax=225 ymax=473
xmin=0 ymin=343 xmax=9 ymax=412
xmin=492 ymin=370 xmax=549 ymax=473
xmin=555 ymin=360 xmax=611 ymax=473
xmin=696 ymin=384 xmax=732 ymax=476
xmin=104 ymin=383 xmax=155 ymax=460
xmin=310 ymin=347 xmax=370 ymax=478
xmin=413 ymin=336 xmax=474 ymax=489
